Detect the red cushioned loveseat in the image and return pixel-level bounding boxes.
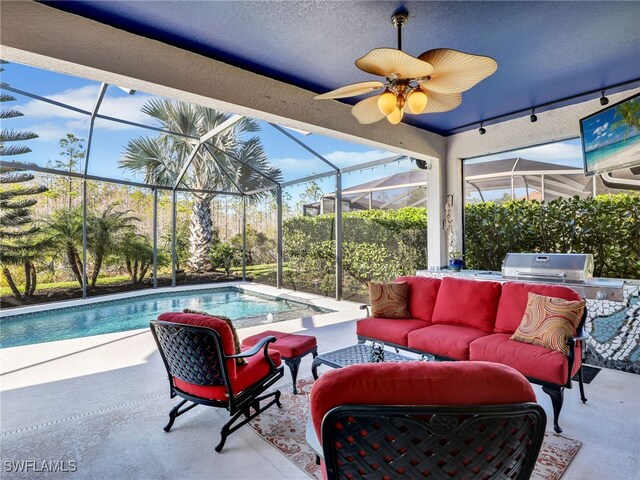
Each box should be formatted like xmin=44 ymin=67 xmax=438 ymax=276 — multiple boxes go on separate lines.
xmin=356 ymin=276 xmax=588 ymax=433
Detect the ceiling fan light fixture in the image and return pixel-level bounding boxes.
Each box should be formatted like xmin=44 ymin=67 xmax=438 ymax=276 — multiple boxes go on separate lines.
xmin=315 ymin=9 xmax=498 ymax=127
xmin=378 ymin=89 xmax=397 ymax=116
xmin=407 ymin=89 xmax=428 ymax=114
xmin=387 ymin=107 xmax=404 ymax=124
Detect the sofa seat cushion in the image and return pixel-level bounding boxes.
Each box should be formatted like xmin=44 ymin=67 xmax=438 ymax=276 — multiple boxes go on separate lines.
xmin=173 ymin=349 xmax=281 ymax=401
xmin=470 ymin=333 xmax=581 ymax=385
xmin=431 ymin=277 xmax=502 ymax=333
xmin=396 ymin=276 xmax=441 ymax=322
xmin=408 ymin=325 xmax=487 ymax=360
xmin=356 ymin=318 xmax=429 ymax=346
xmin=495 ymin=282 xmax=583 ymax=334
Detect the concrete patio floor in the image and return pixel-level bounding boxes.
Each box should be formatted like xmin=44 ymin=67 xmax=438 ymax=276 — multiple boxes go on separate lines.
xmin=1 ymin=283 xmax=639 ymax=479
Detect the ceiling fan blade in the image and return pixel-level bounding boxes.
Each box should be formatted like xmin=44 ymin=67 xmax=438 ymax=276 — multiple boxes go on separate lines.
xmin=314 ymin=81 xmax=385 ymax=99
xmin=416 ymin=89 xmax=462 ymax=113
xmin=356 ymin=48 xmax=434 ymax=79
xmin=351 ymin=95 xmax=386 ymax=124
xmin=417 ymin=48 xmax=497 ymax=94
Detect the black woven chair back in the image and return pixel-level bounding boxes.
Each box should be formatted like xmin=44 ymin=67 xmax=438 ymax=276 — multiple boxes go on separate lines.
xmin=151 ymin=321 xmax=227 ymax=387
xmin=321 ymin=404 xmax=546 ymax=480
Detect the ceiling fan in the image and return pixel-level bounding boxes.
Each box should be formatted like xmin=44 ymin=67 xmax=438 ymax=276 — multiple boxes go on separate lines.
xmin=314 ymin=10 xmax=498 ymax=125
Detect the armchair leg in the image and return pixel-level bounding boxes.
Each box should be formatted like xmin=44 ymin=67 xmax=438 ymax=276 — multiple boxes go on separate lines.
xmin=542 ymin=386 xmax=565 ymax=433
xmin=215 ymin=390 xmax=282 ymax=453
xmin=164 ymin=399 xmax=198 ymax=432
xmin=577 ymin=366 xmax=588 ymax=403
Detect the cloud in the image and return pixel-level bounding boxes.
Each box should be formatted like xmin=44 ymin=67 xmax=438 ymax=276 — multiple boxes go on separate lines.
xmin=324 ymin=149 xmax=392 ymax=167
xmin=472 ymin=141 xmax=583 ymax=165
xmin=270 ymin=149 xmax=393 ymax=177
xmin=18 ymin=85 xmax=157 ymax=131
xmin=24 ymin=121 xmax=88 ymax=142
xmin=593 ymin=122 xmax=609 ymax=137
xmin=270 ymin=156 xmax=324 ymax=175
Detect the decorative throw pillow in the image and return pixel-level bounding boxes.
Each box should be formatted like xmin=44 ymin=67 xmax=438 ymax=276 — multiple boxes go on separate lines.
xmin=511 ymin=293 xmax=586 ymax=354
xmin=183 ymin=309 xmax=247 ymax=365
xmin=368 ymin=281 xmax=410 ymax=319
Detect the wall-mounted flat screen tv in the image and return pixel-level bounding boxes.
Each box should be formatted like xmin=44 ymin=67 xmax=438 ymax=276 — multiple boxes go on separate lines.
xmin=580 ymin=92 xmax=640 ymax=176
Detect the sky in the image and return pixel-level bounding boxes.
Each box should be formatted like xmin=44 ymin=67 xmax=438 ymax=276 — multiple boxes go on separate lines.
xmin=0 ymin=61 xmax=412 ymax=206
xmin=1 ymin=60 xmax=589 ymax=208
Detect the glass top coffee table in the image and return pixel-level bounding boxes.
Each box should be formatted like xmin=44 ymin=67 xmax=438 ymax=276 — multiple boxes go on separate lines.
xmin=312 ymin=343 xmax=429 ymax=379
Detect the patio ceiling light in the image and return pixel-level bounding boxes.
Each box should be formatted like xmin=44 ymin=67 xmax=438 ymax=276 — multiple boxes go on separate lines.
xmin=314 ymin=9 xmax=498 ymax=125
xmin=479 ymin=122 xmax=486 ymax=135
xmin=600 ymin=90 xmax=609 ymax=106
xmin=530 ymin=109 xmax=537 ymax=122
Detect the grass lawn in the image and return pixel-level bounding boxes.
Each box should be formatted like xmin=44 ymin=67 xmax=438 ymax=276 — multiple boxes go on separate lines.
xmin=0 ymin=275 xmax=130 ymax=297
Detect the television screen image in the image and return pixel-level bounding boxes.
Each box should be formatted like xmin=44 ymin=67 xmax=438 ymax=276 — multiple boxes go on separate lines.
xmin=580 ymin=92 xmax=640 ymax=176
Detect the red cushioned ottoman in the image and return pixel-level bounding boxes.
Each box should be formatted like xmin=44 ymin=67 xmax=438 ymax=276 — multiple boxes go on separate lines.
xmin=242 ymin=330 xmax=317 ymax=394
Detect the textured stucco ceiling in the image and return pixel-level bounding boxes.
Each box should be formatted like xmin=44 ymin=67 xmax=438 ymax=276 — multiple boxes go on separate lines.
xmin=43 ymin=1 xmax=640 ymax=135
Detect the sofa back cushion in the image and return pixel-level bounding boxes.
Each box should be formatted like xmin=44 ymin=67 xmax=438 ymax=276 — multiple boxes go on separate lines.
xmin=431 ymin=277 xmax=502 ymax=333
xmin=396 ymin=276 xmax=441 ymax=322
xmin=309 ymin=361 xmax=535 ymax=440
xmin=495 ymin=282 xmax=583 ymax=334
xmin=156 ymin=311 xmax=237 ymax=379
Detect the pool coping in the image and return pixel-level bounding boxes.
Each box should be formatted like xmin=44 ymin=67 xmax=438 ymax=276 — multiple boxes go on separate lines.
xmin=0 ymin=281 xmax=346 ymax=319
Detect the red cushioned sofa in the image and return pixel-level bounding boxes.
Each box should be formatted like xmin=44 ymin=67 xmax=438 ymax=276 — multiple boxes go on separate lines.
xmin=356 ymin=276 xmax=588 ymax=433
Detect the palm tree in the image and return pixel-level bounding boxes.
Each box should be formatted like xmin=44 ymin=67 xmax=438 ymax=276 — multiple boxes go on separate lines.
xmin=119 ymin=234 xmax=159 ymax=286
xmin=87 ymin=205 xmax=138 ymax=287
xmin=120 ymin=99 xmax=281 ymax=272
xmin=43 ymin=208 xmax=84 ymax=287
xmin=611 ymin=98 xmax=640 ymax=139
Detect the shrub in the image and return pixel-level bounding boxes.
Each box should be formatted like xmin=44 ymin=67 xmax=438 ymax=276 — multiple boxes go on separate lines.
xmin=464 ymin=194 xmax=640 ymax=278
xmin=210 ymin=242 xmax=240 ymax=277
xmin=283 ymin=207 xmax=428 ymax=298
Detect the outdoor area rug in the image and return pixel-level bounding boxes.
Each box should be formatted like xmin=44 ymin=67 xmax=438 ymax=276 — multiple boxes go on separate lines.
xmin=249 ymin=378 xmax=583 ymax=480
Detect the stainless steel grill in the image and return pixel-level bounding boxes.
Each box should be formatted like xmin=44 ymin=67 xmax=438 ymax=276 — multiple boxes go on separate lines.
xmin=501 ymin=253 xmax=593 ymax=282
xmin=472 ymin=253 xmax=625 ymax=301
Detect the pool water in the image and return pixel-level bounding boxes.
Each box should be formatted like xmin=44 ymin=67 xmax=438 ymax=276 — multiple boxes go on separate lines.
xmin=0 ymin=287 xmax=331 ymax=348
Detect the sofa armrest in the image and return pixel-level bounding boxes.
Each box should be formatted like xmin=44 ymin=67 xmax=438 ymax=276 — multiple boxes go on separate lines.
xmin=359 ymin=304 xmax=371 ymax=317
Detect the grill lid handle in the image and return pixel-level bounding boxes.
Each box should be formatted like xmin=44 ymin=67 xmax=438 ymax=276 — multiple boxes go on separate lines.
xmin=535 ymin=256 xmax=550 ymax=262
xmin=515 ymin=271 xmax=568 ymax=279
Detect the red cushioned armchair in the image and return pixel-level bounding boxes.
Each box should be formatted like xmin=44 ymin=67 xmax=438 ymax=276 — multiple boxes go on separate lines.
xmin=150 ymin=312 xmax=284 ymax=452
xmin=308 ymin=361 xmax=546 ymax=480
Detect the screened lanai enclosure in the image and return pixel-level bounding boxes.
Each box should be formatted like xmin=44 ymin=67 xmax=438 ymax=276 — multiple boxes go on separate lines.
xmin=0 ymin=61 xmax=431 ymax=305
xmin=3 ymin=61 xmax=638 ymax=308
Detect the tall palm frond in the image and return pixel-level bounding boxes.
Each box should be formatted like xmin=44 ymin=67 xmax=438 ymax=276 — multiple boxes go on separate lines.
xmin=119 ymin=98 xmax=281 ymax=271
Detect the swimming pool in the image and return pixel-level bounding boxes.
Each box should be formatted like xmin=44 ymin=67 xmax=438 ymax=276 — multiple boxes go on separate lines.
xmin=0 ymin=287 xmax=332 ymax=348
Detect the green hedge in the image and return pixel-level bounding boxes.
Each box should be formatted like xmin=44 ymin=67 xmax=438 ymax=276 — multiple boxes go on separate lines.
xmin=464 ymin=194 xmax=640 ymax=278
xmin=283 ymin=208 xmax=428 ymax=298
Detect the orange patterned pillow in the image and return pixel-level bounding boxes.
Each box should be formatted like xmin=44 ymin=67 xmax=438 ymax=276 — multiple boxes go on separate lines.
xmin=369 ymin=281 xmax=410 ymax=319
xmin=511 ymin=292 xmax=586 ymax=354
